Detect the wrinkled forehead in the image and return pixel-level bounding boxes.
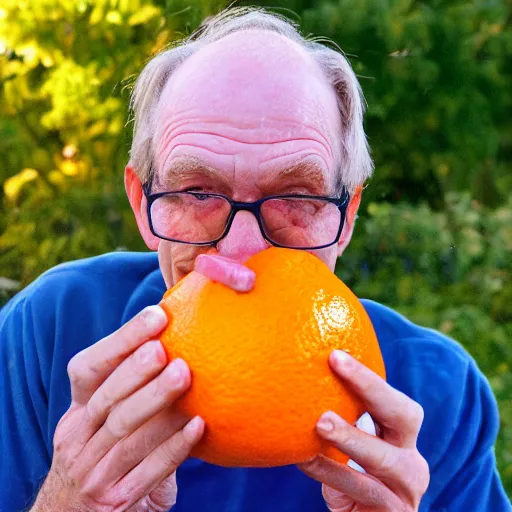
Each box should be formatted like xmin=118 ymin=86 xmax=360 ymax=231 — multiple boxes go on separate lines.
xmin=153 ymin=30 xmax=341 ymax=161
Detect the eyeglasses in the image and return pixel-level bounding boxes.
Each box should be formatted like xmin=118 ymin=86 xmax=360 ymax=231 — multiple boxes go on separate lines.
xmin=142 ymin=183 xmax=350 ymax=250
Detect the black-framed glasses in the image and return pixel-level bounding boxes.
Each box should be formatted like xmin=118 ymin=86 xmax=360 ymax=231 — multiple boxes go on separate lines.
xmin=142 ymin=182 xmax=350 ymax=250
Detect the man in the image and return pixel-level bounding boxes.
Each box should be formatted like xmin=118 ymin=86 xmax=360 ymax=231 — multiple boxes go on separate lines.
xmin=0 ymin=7 xmax=509 ymax=512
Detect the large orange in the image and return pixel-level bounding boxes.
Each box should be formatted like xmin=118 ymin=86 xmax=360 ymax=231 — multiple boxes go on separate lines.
xmin=159 ymin=247 xmax=385 ymax=467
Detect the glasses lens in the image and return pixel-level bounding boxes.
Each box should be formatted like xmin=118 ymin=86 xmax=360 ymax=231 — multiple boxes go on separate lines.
xmin=150 ymin=193 xmax=231 ymax=243
xmin=261 ymin=197 xmax=342 ymax=248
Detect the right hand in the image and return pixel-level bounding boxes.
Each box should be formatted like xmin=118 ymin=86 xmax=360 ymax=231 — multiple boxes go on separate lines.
xmin=32 ymin=254 xmax=255 ymax=512
xmin=33 ymin=305 xmax=204 ymax=512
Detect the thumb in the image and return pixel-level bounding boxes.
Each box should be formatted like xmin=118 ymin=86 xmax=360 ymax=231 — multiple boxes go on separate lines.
xmin=132 ymin=472 xmax=178 ymax=512
xmin=194 ymin=254 xmax=255 ymax=292
xmin=322 ymin=484 xmax=355 ymax=512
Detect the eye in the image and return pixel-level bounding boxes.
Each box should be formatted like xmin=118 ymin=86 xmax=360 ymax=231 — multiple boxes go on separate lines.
xmin=192 ymin=193 xmax=210 ymax=201
xmin=181 ymin=187 xmax=209 ymax=200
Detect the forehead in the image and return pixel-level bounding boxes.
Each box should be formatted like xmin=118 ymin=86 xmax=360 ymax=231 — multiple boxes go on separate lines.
xmin=152 ymin=30 xmax=341 ymax=190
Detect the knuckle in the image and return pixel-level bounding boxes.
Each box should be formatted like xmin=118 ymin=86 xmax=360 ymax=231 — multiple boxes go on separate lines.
xmin=67 ymin=353 xmax=87 ymax=386
xmin=411 ymin=452 xmax=430 ymax=494
xmin=86 ymin=395 xmax=104 ymax=424
xmin=133 ymin=341 xmax=164 ymax=375
xmin=333 ymin=421 xmax=354 ymax=448
xmin=404 ymin=401 xmax=424 ymax=430
xmin=105 ymin=411 xmax=131 ymax=440
xmin=397 ymin=450 xmax=431 ymax=503
xmin=160 ymin=441 xmax=184 ymax=469
xmin=376 ymin=446 xmax=400 ymax=473
xmin=53 ymin=434 xmax=68 ymax=457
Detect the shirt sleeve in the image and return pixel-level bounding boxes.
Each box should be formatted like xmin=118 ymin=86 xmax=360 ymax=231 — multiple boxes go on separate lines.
xmin=425 ymin=357 xmax=511 ymax=511
xmin=0 ymin=297 xmax=52 ymax=512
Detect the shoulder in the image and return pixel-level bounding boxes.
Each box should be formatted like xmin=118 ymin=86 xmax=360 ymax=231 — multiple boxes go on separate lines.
xmin=361 ymin=298 xmax=475 ymax=381
xmin=0 ymin=251 xmax=165 ymax=444
xmin=1 ymin=251 xmax=161 ymax=322
xmin=5 ymin=251 xmax=159 ymax=304
xmin=0 ymin=251 xmax=164 ymax=383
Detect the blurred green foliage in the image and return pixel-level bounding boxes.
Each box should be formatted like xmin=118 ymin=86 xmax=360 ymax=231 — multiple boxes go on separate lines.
xmin=0 ymin=0 xmax=510 ymax=498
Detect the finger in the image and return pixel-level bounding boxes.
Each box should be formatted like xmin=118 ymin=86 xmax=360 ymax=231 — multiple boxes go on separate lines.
xmin=194 ymin=254 xmax=255 ymax=292
xmin=67 ymin=305 xmax=168 ymax=405
xmin=83 ymin=407 xmax=189 ymax=492
xmin=78 ymin=358 xmax=190 ymax=473
xmin=298 ymin=454 xmax=402 ymax=510
xmin=86 ymin=340 xmax=168 ymax=430
xmin=347 ymin=412 xmax=378 ymax=474
xmin=112 ymin=416 xmax=205 ymax=507
xmin=317 ymin=411 xmax=407 ymax=480
xmin=322 ymin=484 xmax=354 ymax=512
xmin=330 ymin=350 xmax=424 ymax=446
xmin=141 ymin=473 xmax=178 ymax=511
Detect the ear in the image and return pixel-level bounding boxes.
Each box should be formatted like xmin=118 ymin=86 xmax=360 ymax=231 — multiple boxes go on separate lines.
xmin=125 ymin=165 xmax=160 ymax=251
xmin=336 ymin=185 xmax=362 ymax=257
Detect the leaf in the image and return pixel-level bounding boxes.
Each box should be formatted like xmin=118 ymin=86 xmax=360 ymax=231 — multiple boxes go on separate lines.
xmin=128 ymin=5 xmax=161 ymax=26
xmin=4 ymin=168 xmax=39 ymax=201
xmin=106 ymin=10 xmax=123 ymax=25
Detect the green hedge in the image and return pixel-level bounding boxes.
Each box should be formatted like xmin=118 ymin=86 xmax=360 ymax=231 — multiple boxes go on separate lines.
xmin=336 ymin=192 xmax=512 ymax=492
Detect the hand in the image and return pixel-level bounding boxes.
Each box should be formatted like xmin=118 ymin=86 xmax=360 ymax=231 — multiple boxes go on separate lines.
xmin=298 ymin=350 xmax=430 ymax=512
xmin=32 ymin=306 xmax=205 ymax=512
xmin=32 ymin=254 xmax=254 ymax=512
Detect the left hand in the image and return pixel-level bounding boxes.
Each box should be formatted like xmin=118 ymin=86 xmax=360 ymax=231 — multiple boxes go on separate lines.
xmin=298 ymin=350 xmax=430 ymax=511
xmin=194 ymin=254 xmax=430 ymax=510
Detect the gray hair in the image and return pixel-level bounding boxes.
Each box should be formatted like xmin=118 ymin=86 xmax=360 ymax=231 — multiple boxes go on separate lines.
xmin=129 ymin=7 xmax=373 ymax=194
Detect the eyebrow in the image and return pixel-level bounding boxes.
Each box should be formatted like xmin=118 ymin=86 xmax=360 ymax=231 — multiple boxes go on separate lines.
xmin=156 ymin=157 xmax=232 ymax=190
xmin=258 ymin=160 xmax=330 ymax=195
xmin=155 ymin=157 xmax=332 ymax=194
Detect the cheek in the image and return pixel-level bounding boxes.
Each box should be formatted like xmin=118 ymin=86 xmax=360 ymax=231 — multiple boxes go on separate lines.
xmin=308 ymin=246 xmax=338 ymax=272
xmin=157 ymin=241 xmax=211 ymax=289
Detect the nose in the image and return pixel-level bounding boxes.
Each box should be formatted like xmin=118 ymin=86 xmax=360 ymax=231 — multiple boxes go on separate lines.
xmin=216 ymin=210 xmax=270 ymax=263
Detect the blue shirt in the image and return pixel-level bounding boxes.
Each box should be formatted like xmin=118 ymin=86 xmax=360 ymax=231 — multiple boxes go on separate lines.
xmin=0 ymin=252 xmax=509 ymax=511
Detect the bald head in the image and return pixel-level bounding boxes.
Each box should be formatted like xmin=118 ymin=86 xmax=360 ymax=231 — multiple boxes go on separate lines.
xmin=153 ymin=30 xmax=341 ymax=174
xmin=130 ymin=7 xmax=372 ymax=193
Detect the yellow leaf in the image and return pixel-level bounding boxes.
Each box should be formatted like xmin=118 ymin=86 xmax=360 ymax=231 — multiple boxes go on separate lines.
xmin=49 ymin=169 xmax=65 ymax=186
xmin=61 ymin=161 xmax=79 ymax=176
xmin=4 ymin=168 xmax=39 ymax=201
xmin=128 ymin=5 xmax=161 ymax=26
xmin=18 ymin=42 xmax=39 ymax=67
xmin=86 ymin=119 xmax=108 ymax=138
xmin=106 ymin=10 xmax=122 ymax=24
xmin=89 ymin=5 xmax=104 ymax=25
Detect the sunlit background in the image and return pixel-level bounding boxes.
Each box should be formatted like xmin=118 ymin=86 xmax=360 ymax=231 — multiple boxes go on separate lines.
xmin=0 ymin=0 xmax=510 ymax=496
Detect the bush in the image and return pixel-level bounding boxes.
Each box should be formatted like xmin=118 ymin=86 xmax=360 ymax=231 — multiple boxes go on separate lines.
xmin=337 ymin=192 xmax=512 ymax=492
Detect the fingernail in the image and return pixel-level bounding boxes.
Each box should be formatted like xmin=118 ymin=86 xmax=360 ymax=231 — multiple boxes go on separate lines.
xmin=317 ymin=417 xmax=334 ymax=433
xmin=233 ymin=269 xmax=255 ymax=292
xmin=331 ymin=350 xmax=351 ymax=368
xmin=138 ymin=341 xmax=159 ymax=365
xmin=167 ymin=359 xmax=184 ymax=386
xmin=347 ymin=459 xmax=367 ymax=474
xmin=183 ymin=416 xmax=204 ymax=441
xmin=142 ymin=305 xmax=168 ymax=330
xmin=356 ymin=412 xmax=377 ymax=436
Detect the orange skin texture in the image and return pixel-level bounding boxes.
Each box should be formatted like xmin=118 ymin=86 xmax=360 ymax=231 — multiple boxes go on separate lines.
xmin=159 ymin=247 xmax=386 ymax=467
